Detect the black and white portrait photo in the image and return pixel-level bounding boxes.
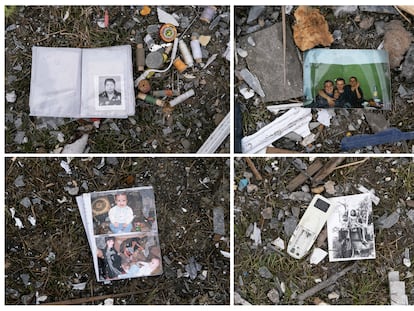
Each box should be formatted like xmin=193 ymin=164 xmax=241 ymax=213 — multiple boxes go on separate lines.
xmin=327 ymin=193 xmax=376 ymax=262
xmin=97 ymin=75 xmax=123 ymax=107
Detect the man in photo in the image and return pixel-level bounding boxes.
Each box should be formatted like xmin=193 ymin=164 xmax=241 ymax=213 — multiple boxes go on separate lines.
xmin=99 ymin=77 xmax=121 ymax=106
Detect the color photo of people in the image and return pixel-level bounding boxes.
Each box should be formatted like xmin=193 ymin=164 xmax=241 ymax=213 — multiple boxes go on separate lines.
xmin=303 ymin=49 xmax=392 ymax=110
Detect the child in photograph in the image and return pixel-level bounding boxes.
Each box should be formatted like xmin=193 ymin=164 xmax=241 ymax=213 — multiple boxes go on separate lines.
xmin=108 ymin=192 xmax=134 ymax=233
xmin=102 ymin=236 xmax=124 ymax=279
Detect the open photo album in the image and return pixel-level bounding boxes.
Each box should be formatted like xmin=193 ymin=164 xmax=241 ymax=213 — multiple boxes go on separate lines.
xmin=76 ymin=186 xmax=162 ymax=282
xmin=29 ymin=45 xmax=135 ymax=118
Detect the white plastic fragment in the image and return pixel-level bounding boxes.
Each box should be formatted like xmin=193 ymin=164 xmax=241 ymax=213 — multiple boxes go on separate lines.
xmin=61 ymin=134 xmax=88 ymax=154
xmin=222 ymin=42 xmax=230 ymax=61
xmin=234 ymin=292 xmax=252 ymax=305
xmin=301 ymin=133 xmax=316 ymax=146
xmin=104 ymin=298 xmax=114 ymax=305
xmin=241 ymin=108 xmax=312 ymax=153
xmin=35 ymin=292 xmax=48 ymax=304
xmin=357 ymin=184 xmax=380 ymax=205
xmin=388 ymin=271 xmax=408 ymax=305
xmin=220 ymin=250 xmax=230 ymax=258
xmin=403 ymin=248 xmax=411 ymax=268
xmin=271 ymin=237 xmax=285 ymax=250
xmin=317 ymin=109 xmax=335 ymax=127
xmin=197 ymin=112 xmax=230 ymax=154
xmin=9 ymin=208 xmax=16 ymax=218
xmin=14 ymin=217 xmax=24 ymax=229
xmin=250 ymin=222 xmax=262 ymax=246
xmin=328 ymin=292 xmax=340 ymax=300
xmin=28 ymin=215 xmax=36 ymax=226
xmin=6 ymin=90 xmax=17 ymax=103
xmin=60 ymin=160 xmax=72 ymax=174
xmin=62 ymin=10 xmax=70 ymax=22
xmin=71 ymin=282 xmax=87 ymax=290
xmin=239 ymin=85 xmax=255 ymax=99
xmin=309 ymin=247 xmax=328 ymax=265
xmin=157 ymin=8 xmax=179 ymax=26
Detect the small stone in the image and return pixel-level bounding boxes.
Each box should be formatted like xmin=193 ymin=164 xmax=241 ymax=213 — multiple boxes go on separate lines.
xmin=359 ymin=16 xmax=375 ymax=30
xmin=14 ymin=175 xmax=25 ymax=187
xmin=261 ymin=207 xmax=272 ymax=219
xmin=267 ymin=288 xmax=280 ymax=304
xmin=379 ymin=211 xmax=399 ymax=229
xmin=6 ymin=90 xmax=17 ymax=103
xmin=311 ymin=186 xmax=325 ymax=194
xmin=258 ymin=266 xmax=273 ymax=279
xmin=328 ymin=292 xmax=340 ymax=300
xmin=324 ymin=181 xmax=336 ymax=195
xmin=237 ymin=48 xmax=248 ymax=58
xmin=289 ymin=191 xmax=312 ymax=202
xmin=246 ymin=184 xmax=258 ymax=193
xmin=20 ymin=197 xmax=32 ymax=208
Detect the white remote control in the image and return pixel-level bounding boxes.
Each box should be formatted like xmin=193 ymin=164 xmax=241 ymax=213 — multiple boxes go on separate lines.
xmin=287 ymin=194 xmax=332 ymax=259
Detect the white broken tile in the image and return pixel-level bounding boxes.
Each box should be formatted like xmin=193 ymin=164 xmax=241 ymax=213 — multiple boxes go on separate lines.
xmin=250 ymin=222 xmax=262 ymax=246
xmin=309 ymin=247 xmax=328 ymax=265
xmin=157 ymin=8 xmax=179 ymax=26
xmin=6 ymin=90 xmax=17 ymax=103
xmin=271 ymin=237 xmax=285 ymax=250
xmin=28 ymin=215 xmax=36 ymax=226
xmin=14 ymin=217 xmax=24 ymax=229
xmin=317 ymin=109 xmax=335 ymax=127
xmin=61 ymin=134 xmax=88 ymax=154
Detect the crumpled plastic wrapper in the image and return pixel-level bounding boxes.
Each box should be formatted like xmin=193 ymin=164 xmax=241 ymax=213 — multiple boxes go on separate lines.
xmin=293 ymin=6 xmax=333 ymax=51
xmin=383 ymin=20 xmax=413 ymax=68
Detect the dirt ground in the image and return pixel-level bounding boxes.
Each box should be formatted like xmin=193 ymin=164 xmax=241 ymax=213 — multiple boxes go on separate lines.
xmin=235 ymin=6 xmax=414 ymax=153
xmin=234 ymin=157 xmax=414 ymax=305
xmin=5 ymin=157 xmax=230 ymax=305
xmin=5 ymin=5 xmax=230 ymax=153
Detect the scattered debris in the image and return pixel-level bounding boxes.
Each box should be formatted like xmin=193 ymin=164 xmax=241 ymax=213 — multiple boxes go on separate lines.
xmin=297 ymin=263 xmax=357 ymax=303
xmin=271 ymin=237 xmax=285 ymax=250
xmin=388 ymin=270 xmax=408 ymax=305
xmin=250 ymin=222 xmax=262 ymax=246
xmin=213 ymin=207 xmax=225 ymax=235
xmin=234 ymin=292 xmax=252 ymax=305
xmin=378 ymin=210 xmax=400 ymax=229
xmin=309 ymin=247 xmax=328 ymax=265
xmin=61 ymin=134 xmax=89 ymax=154
xmin=267 ymin=288 xmax=280 ymax=304
xmin=241 ymin=108 xmax=312 ymax=154
xmin=6 ymin=90 xmax=17 ymax=103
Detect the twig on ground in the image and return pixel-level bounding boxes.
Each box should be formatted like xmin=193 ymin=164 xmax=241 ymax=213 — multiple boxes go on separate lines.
xmin=297 ymin=262 xmax=358 ymax=302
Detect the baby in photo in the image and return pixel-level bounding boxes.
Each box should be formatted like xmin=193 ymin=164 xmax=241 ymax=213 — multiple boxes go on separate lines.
xmin=109 ymin=192 xmax=134 ymax=233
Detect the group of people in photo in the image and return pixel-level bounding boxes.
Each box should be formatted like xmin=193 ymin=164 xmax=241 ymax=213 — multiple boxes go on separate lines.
xmin=310 ymin=76 xmax=365 ymax=108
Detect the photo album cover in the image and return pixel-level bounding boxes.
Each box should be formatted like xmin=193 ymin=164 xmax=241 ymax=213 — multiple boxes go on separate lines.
xmin=327 ymin=193 xmax=376 ymax=262
xmin=76 ymin=186 xmax=163 ymax=282
xmin=303 ymin=49 xmax=391 ymax=110
xmin=29 ymin=45 xmax=135 ymax=118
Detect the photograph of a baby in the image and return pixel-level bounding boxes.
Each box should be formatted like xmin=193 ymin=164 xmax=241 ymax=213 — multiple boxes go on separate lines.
xmin=91 ymin=188 xmax=157 ymax=236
